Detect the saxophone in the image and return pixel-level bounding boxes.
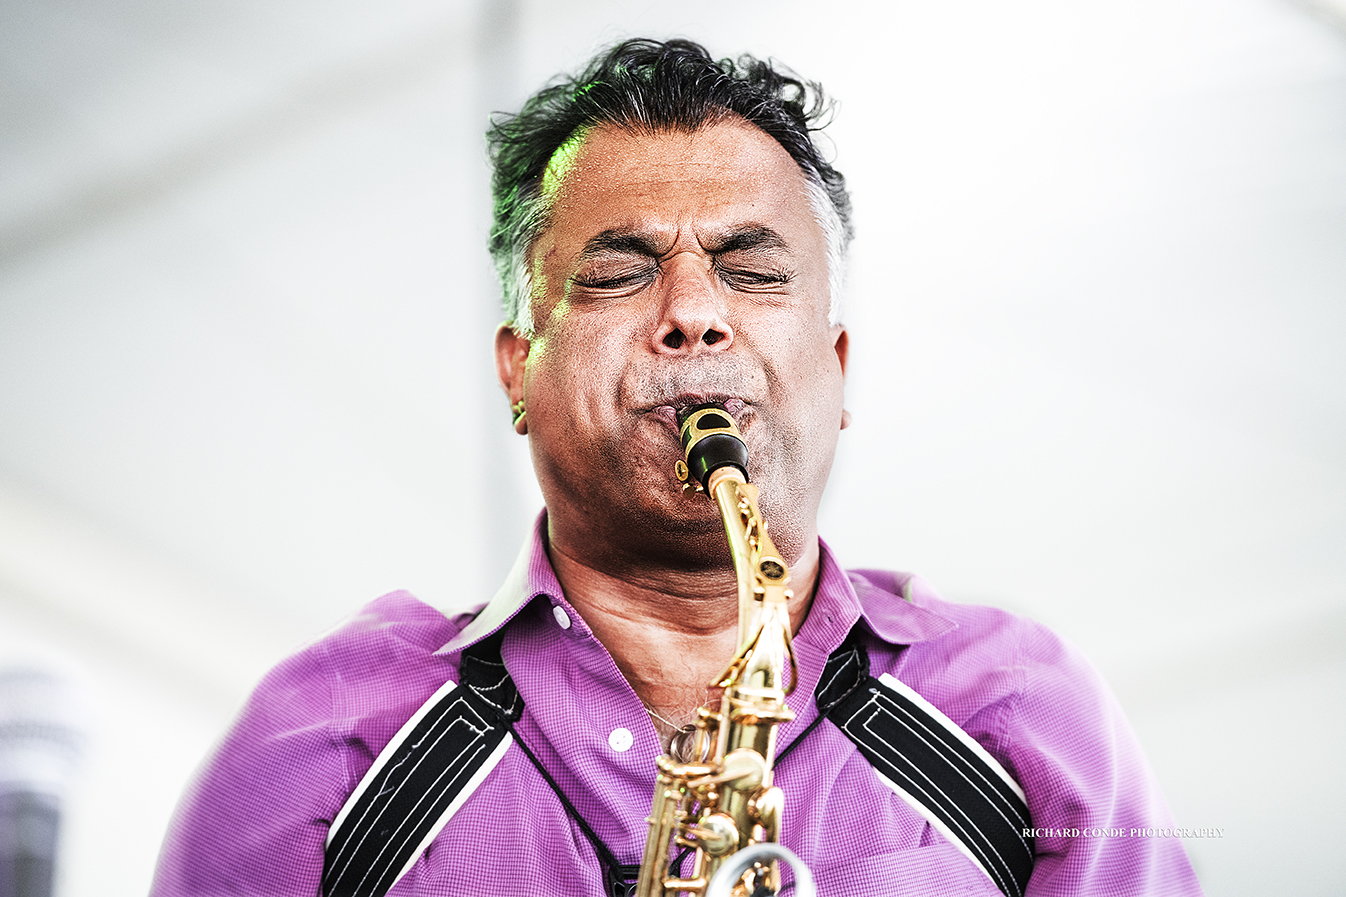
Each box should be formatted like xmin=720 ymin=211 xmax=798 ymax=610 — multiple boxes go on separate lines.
xmin=635 ymin=404 xmax=815 ymax=897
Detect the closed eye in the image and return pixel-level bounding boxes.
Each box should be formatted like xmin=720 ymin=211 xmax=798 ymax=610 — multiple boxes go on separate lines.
xmin=714 ymin=259 xmax=794 ymax=291
xmin=571 ymin=259 xmax=659 ymax=292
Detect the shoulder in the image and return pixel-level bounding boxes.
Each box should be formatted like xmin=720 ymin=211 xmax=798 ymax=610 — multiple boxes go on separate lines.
xmin=240 ymin=590 xmax=471 ymax=732
xmin=846 ymin=568 xmax=1109 ymax=761
xmin=152 ymin=590 xmax=473 ymax=895
xmin=847 ymin=567 xmax=1077 ymax=683
xmin=834 ymin=568 xmax=1202 ymax=892
xmin=253 ymin=589 xmax=478 ymax=777
xmin=305 ymin=590 xmax=472 ymax=691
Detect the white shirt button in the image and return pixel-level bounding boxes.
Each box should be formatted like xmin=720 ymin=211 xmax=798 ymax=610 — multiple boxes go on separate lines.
xmin=608 ymin=727 xmax=634 ymax=752
xmin=552 ymin=605 xmax=572 ymax=629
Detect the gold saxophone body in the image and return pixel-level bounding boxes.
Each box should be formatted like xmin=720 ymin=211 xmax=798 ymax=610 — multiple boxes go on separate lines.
xmin=635 ymin=405 xmax=813 ymax=897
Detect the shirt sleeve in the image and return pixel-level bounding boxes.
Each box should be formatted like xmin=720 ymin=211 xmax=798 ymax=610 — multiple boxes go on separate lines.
xmin=1011 ymin=624 xmax=1203 ymax=897
xmin=149 ymin=640 xmax=348 ymax=897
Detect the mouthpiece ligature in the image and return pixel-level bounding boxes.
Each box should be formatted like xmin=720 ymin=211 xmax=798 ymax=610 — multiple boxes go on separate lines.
xmin=675 ymin=404 xmax=749 ymax=493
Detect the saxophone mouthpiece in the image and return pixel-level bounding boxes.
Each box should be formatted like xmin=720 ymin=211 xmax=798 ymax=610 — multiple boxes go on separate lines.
xmin=676 ymin=404 xmax=749 ymax=491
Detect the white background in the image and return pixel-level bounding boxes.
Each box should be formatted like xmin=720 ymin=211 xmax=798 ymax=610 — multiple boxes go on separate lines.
xmin=1 ymin=0 xmax=1343 ymax=893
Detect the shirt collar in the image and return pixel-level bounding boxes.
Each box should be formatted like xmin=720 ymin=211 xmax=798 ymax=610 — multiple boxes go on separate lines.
xmin=434 ymin=511 xmax=560 ymax=656
xmin=436 ymin=510 xmax=959 ymax=656
xmin=799 ymin=539 xmax=959 ymax=654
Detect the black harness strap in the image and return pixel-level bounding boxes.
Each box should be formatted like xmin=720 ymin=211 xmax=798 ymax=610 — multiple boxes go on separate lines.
xmin=321 ymin=633 xmax=520 ymax=897
xmin=322 ymin=632 xmax=637 ymax=897
xmin=818 ymin=639 xmax=1035 ymax=897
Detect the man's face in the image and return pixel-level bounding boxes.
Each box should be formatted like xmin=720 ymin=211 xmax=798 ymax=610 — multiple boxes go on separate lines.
xmin=496 ymin=117 xmax=848 ymax=568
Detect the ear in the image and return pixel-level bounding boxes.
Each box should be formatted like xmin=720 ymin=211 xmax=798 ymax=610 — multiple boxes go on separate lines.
xmin=831 ymin=325 xmax=849 ymax=376
xmin=832 ymin=325 xmax=852 ymax=430
xmin=495 ymin=324 xmax=531 ymax=433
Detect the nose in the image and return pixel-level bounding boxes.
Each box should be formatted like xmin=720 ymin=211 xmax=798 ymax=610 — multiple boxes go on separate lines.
xmin=651 ymin=257 xmax=734 ymax=354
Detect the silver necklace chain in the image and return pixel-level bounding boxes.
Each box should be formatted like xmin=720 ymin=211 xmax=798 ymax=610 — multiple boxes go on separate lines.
xmin=642 ymin=703 xmax=688 ymax=731
xmin=643 ymin=703 xmax=709 ymax=763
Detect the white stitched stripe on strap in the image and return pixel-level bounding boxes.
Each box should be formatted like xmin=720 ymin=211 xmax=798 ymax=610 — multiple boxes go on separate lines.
xmin=392 ymin=733 xmax=514 ymax=886
xmin=326 ymin=677 xmax=459 ymax=848
xmin=878 ymin=673 xmax=1026 ymax=803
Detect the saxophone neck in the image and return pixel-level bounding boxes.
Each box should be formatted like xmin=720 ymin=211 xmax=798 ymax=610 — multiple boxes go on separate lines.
xmin=706 ymin=471 xmax=798 ymax=697
xmin=678 ymin=405 xmax=798 ymax=692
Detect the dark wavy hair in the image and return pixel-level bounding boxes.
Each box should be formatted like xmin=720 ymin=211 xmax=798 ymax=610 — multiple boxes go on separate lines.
xmin=487 ymin=38 xmax=853 ymax=332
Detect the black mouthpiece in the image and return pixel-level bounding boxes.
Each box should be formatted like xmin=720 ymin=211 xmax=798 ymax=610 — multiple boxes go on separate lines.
xmin=677 ymin=404 xmax=749 ymax=489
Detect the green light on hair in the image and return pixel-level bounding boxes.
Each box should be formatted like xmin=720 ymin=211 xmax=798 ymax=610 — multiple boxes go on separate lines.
xmin=539 ymin=128 xmax=591 ymax=200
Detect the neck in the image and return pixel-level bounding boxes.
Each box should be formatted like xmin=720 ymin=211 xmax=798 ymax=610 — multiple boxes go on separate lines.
xmin=545 ymin=527 xmax=821 ymax=746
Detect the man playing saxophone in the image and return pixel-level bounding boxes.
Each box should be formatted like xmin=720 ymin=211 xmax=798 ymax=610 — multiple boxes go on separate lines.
xmin=153 ymin=38 xmax=1202 ymax=897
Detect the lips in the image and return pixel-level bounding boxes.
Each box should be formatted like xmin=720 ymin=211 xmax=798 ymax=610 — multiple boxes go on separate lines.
xmin=645 ymin=396 xmax=748 ymax=432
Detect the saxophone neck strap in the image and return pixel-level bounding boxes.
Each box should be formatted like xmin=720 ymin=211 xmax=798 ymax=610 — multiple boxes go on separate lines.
xmin=320 ymin=631 xmax=1036 ymax=897
xmin=320 ymin=632 xmax=520 ymax=897
xmin=813 ymin=637 xmax=1036 ymax=897
xmin=321 ymin=632 xmax=636 ymax=897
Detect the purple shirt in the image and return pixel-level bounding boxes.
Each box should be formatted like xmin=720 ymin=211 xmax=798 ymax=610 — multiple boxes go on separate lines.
xmin=153 ymin=515 xmax=1201 ymax=896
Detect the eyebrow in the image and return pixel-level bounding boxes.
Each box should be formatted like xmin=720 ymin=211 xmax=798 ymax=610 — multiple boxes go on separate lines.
xmin=578 ymin=229 xmax=666 ymax=261
xmin=577 ymin=224 xmax=791 ymax=261
xmin=702 ymin=225 xmax=790 ymax=255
